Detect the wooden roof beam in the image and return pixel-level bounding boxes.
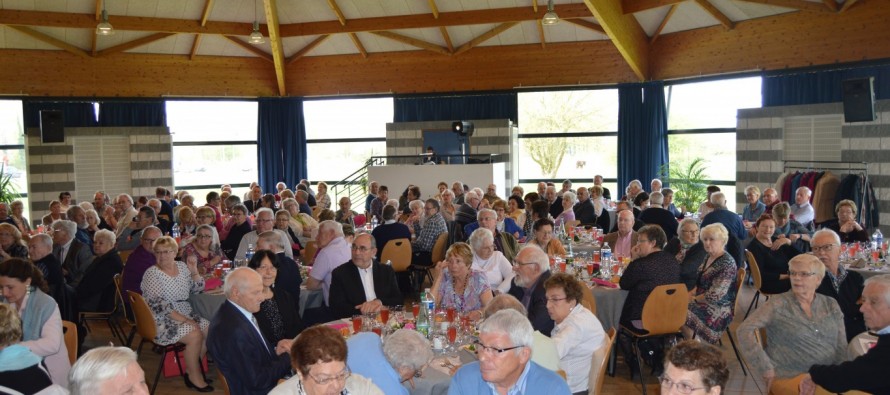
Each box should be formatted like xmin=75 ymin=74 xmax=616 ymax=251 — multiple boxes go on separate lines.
xmin=533 ymin=0 xmax=539 ymax=13
xmin=95 ymin=0 xmax=102 ymax=21
xmin=563 ymin=18 xmax=606 ymax=34
xmin=190 ymin=0 xmax=214 ymax=61
xmin=693 ymin=0 xmax=734 ymax=29
xmin=734 ymin=0 xmax=831 ymax=12
xmin=370 ymin=31 xmax=451 ymax=55
xmin=823 ymin=0 xmax=839 ymax=12
xmin=263 ymin=0 xmax=287 ymax=96
xmin=327 ymin=0 xmax=347 ymax=26
xmin=584 ymin=0 xmax=649 ymax=80
xmin=537 ymin=19 xmax=546 ymax=49
xmin=649 ymin=3 xmax=678 ymax=44
xmin=96 ymin=32 xmax=175 ymax=57
xmin=6 ymin=25 xmax=91 ymax=58
xmin=286 ymin=35 xmax=329 ymax=65
xmin=454 ymin=22 xmax=518 ymax=56
xmin=840 ymin=0 xmax=859 ymax=13
xmin=189 ymin=34 xmax=202 ymax=60
xmin=348 ymin=33 xmax=368 ymax=58
xmin=427 ymin=1 xmax=454 ymax=53
xmin=622 ymin=0 xmax=685 ymax=14
xmin=222 ymin=35 xmax=273 ymax=62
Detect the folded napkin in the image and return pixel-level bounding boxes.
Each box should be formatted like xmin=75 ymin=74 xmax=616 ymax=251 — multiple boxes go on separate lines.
xmin=848 ymin=259 xmax=867 ymax=269
xmin=591 ymin=278 xmax=619 ymax=289
xmin=204 ymin=278 xmax=222 ymax=291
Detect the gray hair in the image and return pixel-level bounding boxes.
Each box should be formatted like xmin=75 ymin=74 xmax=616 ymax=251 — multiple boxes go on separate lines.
xmin=255 ymin=207 xmax=274 ymax=219
xmin=677 ymin=217 xmax=699 ymax=235
xmin=66 ymin=205 xmax=85 ymax=219
xmin=468 ymin=227 xmax=494 ymax=251
xmin=79 ymin=202 xmax=95 ymax=212
xmin=141 ymin=226 xmax=162 ymax=240
xmin=93 ymin=229 xmax=116 ymax=246
xmin=408 ymin=199 xmax=424 ymax=211
xmin=442 ymin=189 xmax=454 ymax=198
xmin=700 ymin=223 xmax=728 ymax=246
xmin=562 ymin=191 xmax=577 ymax=205
xmin=84 ymin=209 xmax=100 ymax=225
xmin=116 ymin=193 xmax=133 ymax=206
xmin=649 ymin=191 xmax=664 ymax=205
xmin=69 ymin=346 xmax=139 ymax=395
xmin=51 ymin=220 xmax=77 ymax=240
xmin=629 ymin=179 xmax=643 ymax=189
xmin=811 ymin=229 xmax=841 ymax=247
xmin=483 ymin=293 xmax=527 ymax=318
xmin=518 ymin=245 xmax=549 ymax=272
xmin=223 ymin=267 xmax=261 ymax=297
xmin=258 ymin=230 xmax=285 ymax=251
xmin=796 ymin=186 xmax=812 ymax=197
xmin=383 ymin=329 xmax=433 ymax=372
xmin=479 ymin=309 xmax=533 ymax=352
xmin=464 ymin=191 xmax=479 ymax=202
xmin=789 ymin=254 xmax=826 ymax=281
xmin=864 ymin=274 xmax=890 ymax=307
xmin=477 ymin=208 xmax=496 ymax=221
xmin=32 ymin=233 xmax=52 ymax=248
xmin=318 ymin=220 xmax=344 ymax=237
xmin=386 ymin=199 xmax=400 ymax=209
xmin=709 ymin=192 xmax=726 ymax=208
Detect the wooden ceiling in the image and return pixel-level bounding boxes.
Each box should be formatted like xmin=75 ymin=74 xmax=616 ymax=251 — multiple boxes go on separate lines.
xmin=0 ymin=0 xmax=887 ymax=98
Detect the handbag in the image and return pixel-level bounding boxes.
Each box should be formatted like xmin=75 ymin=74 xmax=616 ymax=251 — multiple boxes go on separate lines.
xmin=162 ymin=350 xmax=209 ymax=377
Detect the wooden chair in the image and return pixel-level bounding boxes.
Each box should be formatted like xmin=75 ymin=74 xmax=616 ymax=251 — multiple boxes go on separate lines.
xmin=565 ymin=219 xmax=580 ymax=229
xmin=724 ymin=268 xmax=748 ymax=376
xmin=114 ymin=273 xmax=138 ymax=347
xmin=381 ymin=238 xmax=412 ymax=272
xmin=619 ymin=283 xmax=687 ymax=395
xmin=556 ymin=369 xmax=567 ymax=381
xmin=301 ymin=240 xmax=318 ymax=266
xmin=217 ymin=369 xmax=230 ymax=395
xmin=119 ymin=249 xmax=133 ymax=265
xmin=580 ymin=283 xmax=597 ymax=316
xmin=61 ymin=320 xmax=77 ymax=365
xmin=589 ymin=328 xmax=617 ymax=395
xmin=128 ymin=291 xmax=186 ymax=395
xmin=428 ymin=232 xmax=449 ymax=282
xmin=80 ymin=275 xmax=126 ymax=346
xmin=744 ymin=249 xmax=779 ymax=318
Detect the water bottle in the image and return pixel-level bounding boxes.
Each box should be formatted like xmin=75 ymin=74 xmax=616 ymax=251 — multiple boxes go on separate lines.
xmin=565 ymin=242 xmax=574 ymax=272
xmin=601 ymin=242 xmax=612 ymax=263
xmin=171 ymin=223 xmax=180 ymax=244
xmin=246 ymin=243 xmax=255 ymax=261
xmin=371 ymin=217 xmax=378 ymax=229
xmin=416 ymin=294 xmax=431 ymax=337
xmin=424 ymin=287 xmax=435 ymax=313
xmin=872 ymin=229 xmax=883 ymax=251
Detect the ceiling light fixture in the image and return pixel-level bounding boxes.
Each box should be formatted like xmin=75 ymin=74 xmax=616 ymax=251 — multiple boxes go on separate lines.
xmin=542 ymin=0 xmax=560 ymax=25
xmin=96 ymin=1 xmax=114 ymax=35
xmin=249 ymin=0 xmax=265 ymax=45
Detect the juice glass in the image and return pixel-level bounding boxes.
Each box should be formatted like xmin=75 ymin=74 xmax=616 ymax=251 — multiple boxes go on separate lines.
xmin=446 ymin=306 xmax=456 ymax=323
xmin=447 ymin=325 xmax=458 ymax=344
xmin=412 ymin=303 xmax=420 ymax=319
xmin=352 ymin=315 xmax=363 ymax=334
xmin=379 ymin=307 xmax=390 ymax=324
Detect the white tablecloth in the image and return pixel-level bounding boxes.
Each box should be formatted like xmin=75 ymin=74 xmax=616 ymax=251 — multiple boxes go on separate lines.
xmin=188 ymin=287 xmax=323 ymax=320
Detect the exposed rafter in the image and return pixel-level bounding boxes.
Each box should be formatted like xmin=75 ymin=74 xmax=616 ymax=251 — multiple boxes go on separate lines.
xmin=327 ymin=0 xmax=347 ymax=26
xmin=189 ymin=34 xmax=202 ymax=60
xmin=823 ymin=0 xmax=839 ymax=12
xmin=563 ymin=18 xmax=606 ymax=34
xmin=622 ymin=0 xmax=684 ymax=14
xmin=454 ymin=22 xmax=519 ymax=56
xmin=733 ymin=0 xmax=831 ymax=12
xmin=650 ymin=4 xmax=678 ymax=44
xmin=537 ymin=19 xmax=546 ymax=49
xmin=6 ymin=25 xmax=91 ymax=58
xmin=840 ymin=0 xmax=859 ymax=12
xmin=222 ymin=35 xmax=274 ymax=62
xmin=428 ymin=0 xmax=454 ymax=53
xmin=370 ymin=31 xmax=450 ymax=55
xmin=584 ymin=0 xmax=649 ymax=80
xmin=96 ymin=33 xmax=176 ymax=57
xmin=286 ymin=35 xmax=329 ymax=65
xmin=263 ymin=0 xmax=287 ymax=96
xmin=694 ymin=0 xmax=734 ymax=29
xmin=190 ymin=0 xmax=215 ymax=61
xmin=533 ymin=0 xmax=539 ymax=13
xmin=94 ymin=0 xmax=102 ymax=21
xmin=349 ymin=33 xmax=368 ymax=58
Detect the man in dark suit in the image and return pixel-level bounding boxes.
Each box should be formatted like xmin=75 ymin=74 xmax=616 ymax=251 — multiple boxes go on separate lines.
xmin=637 ymin=191 xmax=679 ymax=241
xmin=573 ymin=187 xmax=596 ymax=225
xmin=371 ymin=205 xmax=411 ymax=262
xmin=51 ymin=219 xmax=94 ymax=287
xmin=244 ymin=185 xmax=262 ymax=214
xmin=699 ymin=192 xmax=746 ymax=240
xmin=256 ymin=231 xmax=302 ymax=304
xmin=507 ymin=246 xmax=554 ymax=336
xmin=328 ymin=233 xmax=403 ymax=319
xmin=208 ymin=268 xmax=292 ymax=395
xmin=544 ymin=185 xmax=563 ymax=219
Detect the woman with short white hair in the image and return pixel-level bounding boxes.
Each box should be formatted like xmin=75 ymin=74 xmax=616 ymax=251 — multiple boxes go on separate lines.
xmin=682 ymin=223 xmax=736 ymax=344
xmin=69 ymin=346 xmax=147 ymax=395
xmin=469 ymin=228 xmax=515 ymax=294
xmin=77 ymin=229 xmax=123 ymax=313
xmin=554 ymin=191 xmax=576 ymax=229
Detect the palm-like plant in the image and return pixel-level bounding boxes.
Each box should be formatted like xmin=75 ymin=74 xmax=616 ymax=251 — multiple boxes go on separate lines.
xmin=659 ymin=158 xmax=708 ymax=213
xmin=0 ymin=164 xmax=19 ymax=204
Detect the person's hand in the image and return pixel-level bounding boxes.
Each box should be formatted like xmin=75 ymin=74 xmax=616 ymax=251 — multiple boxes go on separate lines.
xmin=771 ymin=237 xmax=791 ymax=250
xmin=186 ymin=255 xmax=199 ymax=274
xmin=763 ymin=369 xmax=775 ymax=391
xmin=356 ymin=299 xmax=383 ymax=314
xmin=467 ymin=310 xmax=483 ymax=321
xmin=276 ymin=339 xmax=294 ymax=355
xmin=789 ymin=234 xmax=801 ymax=242
xmin=799 ymin=374 xmax=816 ymax=395
xmin=434 ymin=260 xmax=448 ymax=270
xmin=0 ymin=249 xmax=9 ymax=260
xmin=687 ymin=289 xmax=697 ymax=303
xmin=630 ymin=244 xmax=641 ymax=260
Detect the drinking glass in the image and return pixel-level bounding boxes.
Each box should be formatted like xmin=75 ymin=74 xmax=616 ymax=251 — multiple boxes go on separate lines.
xmin=352 ymin=315 xmax=363 ymax=334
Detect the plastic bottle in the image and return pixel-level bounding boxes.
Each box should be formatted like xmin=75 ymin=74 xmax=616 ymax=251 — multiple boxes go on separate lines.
xmin=171 ymin=223 xmax=181 ymax=246
xmin=565 ymin=242 xmax=574 ymax=271
xmin=371 ymin=216 xmax=378 ymax=229
xmin=424 ymin=287 xmax=435 ymax=313
xmin=246 ymin=243 xmax=255 ymax=261
xmin=416 ymin=294 xmax=431 ymax=337
xmin=601 ymin=242 xmax=612 ymax=263
xmin=873 ymin=229 xmax=883 ymax=251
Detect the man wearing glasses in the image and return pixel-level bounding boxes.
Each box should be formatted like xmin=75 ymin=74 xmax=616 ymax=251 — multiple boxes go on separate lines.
xmin=448 ymin=309 xmax=570 ymax=394
xmin=235 ymin=208 xmax=293 ymax=261
xmin=328 ymin=233 xmax=402 ymax=319
xmin=812 ymin=229 xmax=866 ymax=341
xmin=508 ymin=246 xmax=555 ymax=336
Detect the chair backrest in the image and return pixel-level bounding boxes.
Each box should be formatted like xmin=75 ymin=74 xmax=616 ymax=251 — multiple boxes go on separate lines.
xmin=381 ymin=238 xmax=412 ymax=272
xmin=112 ymin=273 xmax=134 ymax=325
xmin=565 ymin=220 xmax=580 ymax=229
xmin=745 ymin=249 xmax=764 ymax=290
xmin=127 ymin=291 xmax=158 ymax=341
xmin=61 ymin=320 xmax=77 ymax=365
xmin=580 ymin=284 xmax=597 ymax=316
xmin=430 ymin=232 xmax=449 ymax=263
xmin=218 ymin=369 xmax=231 ymax=395
xmin=119 ymin=249 xmax=133 ymax=265
xmin=732 ymin=268 xmax=747 ymax=314
xmin=589 ymin=328 xmax=617 ymax=395
xmin=302 ymin=240 xmax=318 ymax=266
xmin=640 ymin=283 xmax=688 ymax=335
xmin=555 ymin=369 xmax=567 ymax=381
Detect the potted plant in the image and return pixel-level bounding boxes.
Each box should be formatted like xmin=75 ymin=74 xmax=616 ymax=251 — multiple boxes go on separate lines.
xmin=659 ymin=158 xmax=708 ymax=213
xmin=0 ymin=164 xmax=19 ymax=204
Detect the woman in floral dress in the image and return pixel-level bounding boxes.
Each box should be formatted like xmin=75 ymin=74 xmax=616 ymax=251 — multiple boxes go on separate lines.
xmin=430 ymin=242 xmax=493 ymax=321
xmin=683 ymin=223 xmax=737 ymax=344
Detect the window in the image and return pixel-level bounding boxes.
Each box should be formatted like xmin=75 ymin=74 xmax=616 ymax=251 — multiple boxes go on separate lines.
xmin=0 ymin=100 xmax=28 ymax=214
xmin=166 ymin=101 xmax=258 ymax=190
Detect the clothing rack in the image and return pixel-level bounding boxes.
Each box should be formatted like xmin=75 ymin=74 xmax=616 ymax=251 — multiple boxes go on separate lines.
xmin=782 ymin=160 xmax=869 ymax=180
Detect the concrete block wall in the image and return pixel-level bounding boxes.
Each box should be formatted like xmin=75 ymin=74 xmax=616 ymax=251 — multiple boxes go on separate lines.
xmin=385 ymin=119 xmax=517 ymax=191
xmin=736 ymin=100 xmax=890 ymax=233
xmin=25 ymin=126 xmax=172 ymax=225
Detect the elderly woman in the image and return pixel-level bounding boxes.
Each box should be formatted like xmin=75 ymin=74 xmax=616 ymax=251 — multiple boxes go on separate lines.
xmin=0 ymin=303 xmax=59 ymax=393
xmin=682 ymin=223 xmax=736 ymax=344
xmin=403 ymin=199 xmax=425 ymax=231
xmin=439 ymin=189 xmax=457 ymax=222
xmin=315 ymin=182 xmax=331 ymax=210
xmin=521 ymin=192 xmax=541 ymax=236
xmin=742 ymin=185 xmax=766 ymax=225
xmin=274 ymin=209 xmax=303 ymax=256
xmin=270 ymin=325 xmax=383 ymax=395
xmin=472 ymin=208 xmax=519 ymax=262
xmin=664 ymin=219 xmax=707 ymax=290
xmin=140 ymin=236 xmax=211 ymax=391
xmin=41 ymin=200 xmax=67 ymax=227
xmin=0 ymin=223 xmax=28 ymax=261
xmin=748 ymin=214 xmax=800 ymax=294
xmin=590 ymin=185 xmax=611 ymax=231
xmin=84 ymin=209 xmax=101 ymax=238
xmin=347 ymin=329 xmax=433 ymax=395
xmin=824 ymin=199 xmax=869 ymax=243
xmin=506 ymin=195 xmax=525 ymax=224
xmin=660 ymin=340 xmax=729 ymax=395
xmin=469 ymin=228 xmax=515 ymax=295
xmin=195 ymin=207 xmax=221 ymax=242
xmin=0 ymin=259 xmax=70 ymax=386
xmin=282 ymin=198 xmax=319 ymax=241
xmin=771 ymin=202 xmax=813 ymax=250
xmin=544 ymin=273 xmax=606 ymax=394
xmin=176 ymin=206 xmax=198 ymax=240
xmin=430 ymin=242 xmax=493 ymax=320
xmin=9 ymin=200 xmax=30 ymax=235
xmin=76 ymin=229 xmax=123 ymax=313
xmin=555 ymin=191 xmax=577 ymax=228
xmin=738 ymin=254 xmax=847 ymax=389
xmin=247 ymin=250 xmax=303 ymax=345
xmin=220 ymin=204 xmax=252 ymax=260
xmin=526 ymin=218 xmax=566 ymax=258
xmin=492 ymin=199 xmax=524 ymax=240
xmin=182 ymin=224 xmax=223 ymax=275
xmin=261 ymin=193 xmax=278 ymax=210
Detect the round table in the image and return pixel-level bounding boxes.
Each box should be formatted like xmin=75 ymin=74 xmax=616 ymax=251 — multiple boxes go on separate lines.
xmin=188 ymin=287 xmax=323 ymax=320
xmin=848 ymin=266 xmax=890 ymax=279
xmin=590 ymin=286 xmax=628 ymax=331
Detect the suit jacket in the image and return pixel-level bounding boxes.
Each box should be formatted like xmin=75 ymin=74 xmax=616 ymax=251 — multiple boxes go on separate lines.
xmin=816 ymin=270 xmax=866 ymax=342
xmin=54 ymin=239 xmax=94 ymax=287
xmin=76 ymin=248 xmax=123 ymax=312
xmin=329 ymin=260 xmax=402 ymax=319
xmin=548 ymin=197 xmax=563 ymax=219
xmin=638 ymin=207 xmax=679 ymax=241
xmin=573 ymin=199 xmax=596 ymax=225
xmin=244 ymin=199 xmax=261 ymax=214
xmin=207 ymin=300 xmax=291 ymax=395
xmin=275 ymin=253 xmax=302 ymax=304
xmin=809 ymin=334 xmax=890 ymax=395
xmin=602 ymin=231 xmax=639 ymax=255
xmin=508 ymin=270 xmax=554 ymax=336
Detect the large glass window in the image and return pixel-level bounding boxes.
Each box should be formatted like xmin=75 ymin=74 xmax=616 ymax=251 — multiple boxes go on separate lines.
xmin=0 ymin=100 xmax=28 ymax=214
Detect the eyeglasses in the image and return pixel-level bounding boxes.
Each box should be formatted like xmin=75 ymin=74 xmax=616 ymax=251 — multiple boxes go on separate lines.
xmin=512 ymin=260 xmax=538 ymax=267
xmin=351 ymin=245 xmax=373 ymax=252
xmin=658 ymin=375 xmax=705 ymax=394
xmin=545 ymin=297 xmax=567 ymax=303
xmin=142 ymin=238 xmax=157 ymax=244
xmin=811 ymin=244 xmax=837 ymax=253
xmin=155 ymin=250 xmax=176 ymax=255
xmin=636 ymin=239 xmax=652 ymax=244
xmin=306 ymin=367 xmax=351 ymax=385
xmin=681 ymin=230 xmax=699 ymax=234
xmin=789 ymin=271 xmax=817 ymax=278
xmin=473 ymin=341 xmax=524 ymax=356
xmin=197 ymin=235 xmax=212 ymax=239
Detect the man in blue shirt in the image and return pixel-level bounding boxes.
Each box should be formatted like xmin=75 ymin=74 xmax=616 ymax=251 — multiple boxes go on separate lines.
xmin=448 ymin=309 xmax=569 ymax=395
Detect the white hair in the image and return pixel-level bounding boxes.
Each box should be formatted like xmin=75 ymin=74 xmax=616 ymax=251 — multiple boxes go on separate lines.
xmin=562 ymin=191 xmax=577 ymax=205
xmin=468 ymin=227 xmax=494 ymax=251
xmin=255 ymin=207 xmax=274 ymax=219
xmin=709 ymin=192 xmax=726 ymax=208
xmin=864 ymin=274 xmax=890 ymax=307
xmin=383 ymin=329 xmax=433 ymax=371
xmin=408 ymin=200 xmax=424 ymax=211
xmin=477 ymin=208 xmax=496 ymax=221
xmin=479 ymin=309 xmax=533 ymax=352
xmin=69 ymin=346 xmax=139 ymax=395
xmin=649 ymin=191 xmax=664 ymax=205
xmin=51 ymin=220 xmax=77 ymax=241
xmin=517 ymin=245 xmax=549 ymax=272
xmin=93 ymin=229 xmax=116 ymax=246
xmin=318 ymin=220 xmax=344 ymax=237
xmin=223 ymin=267 xmax=261 ymax=297
xmin=811 ymin=229 xmax=841 ymax=247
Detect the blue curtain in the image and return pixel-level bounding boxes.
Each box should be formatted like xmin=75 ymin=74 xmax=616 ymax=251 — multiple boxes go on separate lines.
xmin=394 ymin=91 xmax=517 ymax=122
xmin=23 ymin=101 xmax=97 ymax=128
xmin=257 ymin=98 xmax=307 ymax=193
xmin=98 ymin=100 xmax=166 ymax=127
xmin=763 ymin=62 xmax=890 ymax=107
xmin=617 ymin=82 xmax=669 ymax=195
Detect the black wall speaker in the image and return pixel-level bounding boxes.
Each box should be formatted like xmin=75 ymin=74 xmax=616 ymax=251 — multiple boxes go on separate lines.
xmin=451 ymin=121 xmax=474 ymax=137
xmin=39 ymin=110 xmax=65 ymax=143
xmin=842 ymin=77 xmax=875 ymax=123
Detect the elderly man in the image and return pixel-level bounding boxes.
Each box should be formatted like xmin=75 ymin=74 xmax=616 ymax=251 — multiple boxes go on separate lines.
xmin=69 ymin=346 xmax=148 ymax=395
xmin=116 ymin=206 xmax=156 ymax=251
xmin=454 ymin=190 xmax=481 ymax=229
xmin=294 ymin=190 xmax=313 ymax=215
xmin=147 ymin=198 xmax=171 ymax=235
xmin=507 ymin=246 xmax=555 ymax=336
xmin=305 ymin=221 xmax=352 ymax=305
xmin=662 ymin=188 xmax=683 ymax=219
xmin=335 ymin=196 xmax=358 ymax=226
xmin=699 ymin=192 xmax=746 ymax=240
xmin=453 ymin=181 xmax=466 ymax=205
xmin=544 ymin=185 xmax=563 ymax=219
xmin=411 ymin=199 xmax=448 ymax=286
xmin=93 ymin=191 xmax=114 ymax=231
xmin=369 ymin=185 xmax=389 ymax=223
xmin=762 ymin=187 xmax=779 ymax=215
xmin=153 ymin=186 xmax=175 ymax=221
xmin=604 ymin=209 xmax=639 ymax=258
xmin=448 ymin=309 xmax=570 ymax=394
xmin=483 ymin=183 xmax=500 ymax=204
xmin=801 ymin=274 xmax=890 ymax=395
xmin=638 ymin=191 xmax=679 ymax=241
xmin=256 ymin=230 xmax=302 ymax=303
xmin=791 ymin=186 xmax=815 ymax=229
xmin=112 ymin=193 xmax=138 ymax=238
xmin=120 ymin=226 xmax=160 ymax=315
xmin=66 ymin=205 xmax=93 ymax=250
xmin=296 ymin=183 xmax=316 ymax=207
xmin=208 ymin=268 xmax=292 ymax=395
xmin=329 ymin=233 xmax=402 ymax=319
xmin=244 ymin=185 xmax=263 ymax=214
xmin=594 ymin=174 xmax=611 ymax=201
xmin=650 ymin=178 xmax=662 ymax=193
xmin=465 ymin=208 xmax=518 ymax=262
xmin=365 ymin=181 xmax=379 ymax=215
xmin=235 ymin=208 xmax=293 ymax=260
xmin=28 ymin=233 xmax=65 ymax=294
xmin=812 ymin=229 xmax=866 ymax=341
xmin=52 ymin=220 xmax=94 ymax=286
xmin=536 ymin=182 xmax=547 ymax=199
xmin=573 ymin=187 xmax=596 ymax=225
xmin=624 ymin=179 xmax=643 ymax=202
xmin=371 ymin=205 xmax=411 ymax=261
